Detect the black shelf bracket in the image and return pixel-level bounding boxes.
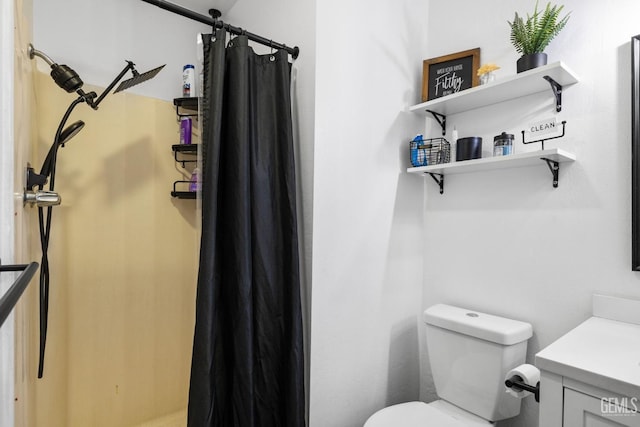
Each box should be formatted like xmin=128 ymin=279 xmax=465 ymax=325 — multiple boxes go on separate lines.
xmin=174 ymin=151 xmax=197 ymax=167
xmin=173 ymin=97 xmax=199 ymax=118
xmin=543 ymin=75 xmax=563 ymax=112
xmin=175 ymin=106 xmax=198 ymax=118
xmin=541 ymin=158 xmax=561 ymax=188
xmin=426 ymin=110 xmax=446 ymax=136
xmin=426 ymin=172 xmax=445 ymax=194
xmin=172 ymin=145 xmax=198 ymax=168
xmin=521 ymin=120 xmax=567 ymax=150
xmin=171 ymin=180 xmax=197 ymax=199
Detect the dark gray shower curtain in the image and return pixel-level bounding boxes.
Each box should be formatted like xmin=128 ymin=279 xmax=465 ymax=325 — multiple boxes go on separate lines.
xmin=188 ymin=30 xmax=305 ymax=427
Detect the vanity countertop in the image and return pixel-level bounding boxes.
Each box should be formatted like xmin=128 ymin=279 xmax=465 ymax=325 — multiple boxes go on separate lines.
xmin=536 ymin=315 xmax=640 ymax=399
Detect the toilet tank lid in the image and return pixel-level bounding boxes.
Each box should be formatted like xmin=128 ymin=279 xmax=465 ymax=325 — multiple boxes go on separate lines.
xmin=423 ymin=304 xmax=533 ymax=345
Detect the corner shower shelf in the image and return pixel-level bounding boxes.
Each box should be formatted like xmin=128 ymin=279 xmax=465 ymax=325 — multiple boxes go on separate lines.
xmin=171 ymin=180 xmax=198 ymax=199
xmin=172 ymin=144 xmax=198 ymax=167
xmin=409 ymin=62 xmax=579 ymax=134
xmin=171 ymin=97 xmax=199 ymax=199
xmin=171 ymin=145 xmax=199 ymax=199
xmin=407 ymin=148 xmax=576 ymax=194
xmin=173 ymin=97 xmax=199 ymax=117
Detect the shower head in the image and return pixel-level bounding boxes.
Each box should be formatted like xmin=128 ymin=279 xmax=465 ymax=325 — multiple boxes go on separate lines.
xmin=40 ymin=120 xmax=85 ymax=179
xmin=58 ymin=120 xmax=85 ymax=147
xmin=114 ymin=64 xmax=166 ymax=94
xmin=28 ymin=43 xmax=165 ymax=109
xmin=87 ymin=61 xmax=166 ymax=109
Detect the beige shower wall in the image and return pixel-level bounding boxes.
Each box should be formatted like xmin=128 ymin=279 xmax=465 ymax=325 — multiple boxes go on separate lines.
xmin=32 ymin=71 xmax=199 ymax=427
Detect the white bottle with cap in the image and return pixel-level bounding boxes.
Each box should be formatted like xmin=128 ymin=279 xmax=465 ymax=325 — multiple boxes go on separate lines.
xmin=182 ymin=64 xmax=195 ymax=97
xmin=451 ymin=126 xmax=458 ymax=162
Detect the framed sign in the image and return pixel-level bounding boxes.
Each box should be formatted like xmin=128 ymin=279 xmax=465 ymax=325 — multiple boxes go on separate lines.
xmin=632 ymin=34 xmax=640 ymax=270
xmin=422 ymin=48 xmax=480 ymax=102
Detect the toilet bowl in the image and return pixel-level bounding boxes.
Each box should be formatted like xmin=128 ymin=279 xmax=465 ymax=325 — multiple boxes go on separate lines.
xmin=364 ymin=304 xmax=533 ymax=426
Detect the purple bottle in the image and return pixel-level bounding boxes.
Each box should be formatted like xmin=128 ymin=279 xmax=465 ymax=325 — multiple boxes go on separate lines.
xmin=180 ymin=117 xmax=192 ymax=145
xmin=189 ymin=167 xmax=200 ymax=192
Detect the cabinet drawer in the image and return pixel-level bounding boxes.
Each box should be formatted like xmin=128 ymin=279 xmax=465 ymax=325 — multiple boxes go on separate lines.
xmin=564 ymin=388 xmax=640 ymax=427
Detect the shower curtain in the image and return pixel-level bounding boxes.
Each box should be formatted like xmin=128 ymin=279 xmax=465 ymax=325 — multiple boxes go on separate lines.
xmin=188 ymin=30 xmax=305 ymax=427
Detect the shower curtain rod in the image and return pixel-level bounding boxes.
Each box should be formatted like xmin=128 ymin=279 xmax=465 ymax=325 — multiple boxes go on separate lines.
xmin=139 ymin=0 xmax=300 ymax=59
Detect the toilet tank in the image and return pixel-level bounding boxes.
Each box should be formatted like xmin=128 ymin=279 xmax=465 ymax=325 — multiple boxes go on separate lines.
xmin=424 ymin=304 xmax=533 ymax=422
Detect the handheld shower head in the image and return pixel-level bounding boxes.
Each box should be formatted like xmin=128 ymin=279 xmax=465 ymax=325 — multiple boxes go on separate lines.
xmin=58 ymin=120 xmax=85 ymax=147
xmin=40 ymin=120 xmax=85 ymax=179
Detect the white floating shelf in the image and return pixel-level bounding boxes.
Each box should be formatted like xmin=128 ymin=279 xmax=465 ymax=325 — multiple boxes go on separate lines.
xmin=407 ymin=148 xmax=575 ymax=175
xmin=407 ymin=148 xmax=576 ymax=193
xmin=408 ymin=62 xmax=579 ymax=116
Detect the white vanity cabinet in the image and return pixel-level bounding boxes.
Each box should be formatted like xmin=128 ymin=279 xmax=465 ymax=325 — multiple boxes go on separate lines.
xmin=536 ymin=295 xmax=640 ymax=427
xmin=564 ymin=387 xmax=640 ymax=426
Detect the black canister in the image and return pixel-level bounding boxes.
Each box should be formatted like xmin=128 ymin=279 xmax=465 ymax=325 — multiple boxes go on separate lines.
xmin=456 ymin=137 xmax=482 ymax=161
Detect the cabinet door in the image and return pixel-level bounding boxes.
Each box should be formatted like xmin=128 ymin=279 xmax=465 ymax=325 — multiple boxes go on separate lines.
xmin=564 ymin=388 xmax=640 ymax=427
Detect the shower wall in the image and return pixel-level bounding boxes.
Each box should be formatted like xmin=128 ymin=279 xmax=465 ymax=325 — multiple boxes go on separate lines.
xmin=31 ymin=73 xmax=199 ymax=427
xmin=12 ymin=0 xmax=37 ymax=425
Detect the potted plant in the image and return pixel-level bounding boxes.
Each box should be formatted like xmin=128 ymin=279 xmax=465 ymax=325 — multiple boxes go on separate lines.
xmin=508 ymin=1 xmax=571 ymax=73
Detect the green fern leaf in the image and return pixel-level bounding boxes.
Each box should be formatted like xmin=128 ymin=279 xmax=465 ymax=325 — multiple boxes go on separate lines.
xmin=507 ymin=1 xmax=570 ymax=55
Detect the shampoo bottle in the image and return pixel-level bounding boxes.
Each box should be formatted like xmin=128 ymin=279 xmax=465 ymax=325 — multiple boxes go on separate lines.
xmin=180 ymin=117 xmax=192 ymax=144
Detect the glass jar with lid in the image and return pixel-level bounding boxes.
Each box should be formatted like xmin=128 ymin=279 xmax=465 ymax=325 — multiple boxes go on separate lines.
xmin=493 ymin=132 xmax=514 ymax=157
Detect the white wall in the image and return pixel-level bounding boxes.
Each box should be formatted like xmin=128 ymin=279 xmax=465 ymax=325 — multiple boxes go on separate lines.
xmin=311 ymin=1 xmax=428 ymax=426
xmin=421 ymin=2 xmax=640 ymax=427
xmin=33 ymin=0 xmax=210 ymax=101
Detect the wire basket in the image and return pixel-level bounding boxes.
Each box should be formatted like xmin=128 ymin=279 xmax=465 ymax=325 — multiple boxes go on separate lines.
xmin=410 ymin=137 xmax=451 ymax=167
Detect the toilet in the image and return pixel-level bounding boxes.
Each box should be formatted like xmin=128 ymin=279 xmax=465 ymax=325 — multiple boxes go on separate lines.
xmin=364 ymin=304 xmax=533 ymax=426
